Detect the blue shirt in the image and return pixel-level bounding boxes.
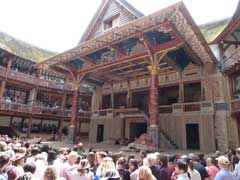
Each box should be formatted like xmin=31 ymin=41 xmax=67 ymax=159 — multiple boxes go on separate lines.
xmin=236 ymin=162 xmax=240 ymax=180
xmin=215 ymin=168 xmax=237 ymax=180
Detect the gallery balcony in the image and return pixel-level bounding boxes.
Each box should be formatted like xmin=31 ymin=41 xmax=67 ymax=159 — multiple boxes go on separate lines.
xmin=0 ymin=101 xmax=91 ymax=121
xmin=0 ymin=66 xmax=91 ymax=92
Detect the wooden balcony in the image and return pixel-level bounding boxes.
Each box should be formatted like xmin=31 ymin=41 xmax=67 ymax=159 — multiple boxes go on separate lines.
xmin=6 ymin=71 xmax=35 ymax=84
xmin=158 ymin=105 xmax=173 ymax=113
xmin=159 ymin=101 xmax=214 ymax=114
xmin=231 ymin=98 xmax=240 ymax=114
xmin=0 ymin=66 xmax=91 ymax=92
xmin=0 ymin=101 xmax=91 ymax=120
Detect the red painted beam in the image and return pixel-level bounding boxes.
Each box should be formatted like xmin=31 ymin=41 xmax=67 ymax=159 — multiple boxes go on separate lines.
xmin=76 ymin=39 xmax=182 ymax=75
xmin=77 ymin=52 xmax=149 ymax=74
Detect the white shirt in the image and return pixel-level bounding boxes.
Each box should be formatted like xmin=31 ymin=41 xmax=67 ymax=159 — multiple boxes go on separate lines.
xmin=188 ymin=168 xmax=201 ymax=180
xmin=177 ymin=173 xmax=190 ymax=180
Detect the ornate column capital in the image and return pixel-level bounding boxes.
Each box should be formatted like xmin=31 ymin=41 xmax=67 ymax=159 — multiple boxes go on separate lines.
xmin=72 ymin=82 xmax=80 ymax=91
xmin=148 ymin=65 xmax=160 ymax=75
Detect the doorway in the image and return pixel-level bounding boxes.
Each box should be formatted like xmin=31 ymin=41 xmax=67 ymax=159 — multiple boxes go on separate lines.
xmin=97 ymin=124 xmax=104 ymax=142
xmin=129 ymin=123 xmax=147 ymax=142
xmin=186 ymin=124 xmax=200 ymax=149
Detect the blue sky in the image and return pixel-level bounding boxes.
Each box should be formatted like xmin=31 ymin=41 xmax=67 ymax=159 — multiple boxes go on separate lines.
xmin=0 ymin=0 xmax=238 ymax=52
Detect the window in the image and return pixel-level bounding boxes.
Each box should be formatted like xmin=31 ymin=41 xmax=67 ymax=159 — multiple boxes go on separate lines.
xmin=104 ymin=15 xmax=120 ymax=31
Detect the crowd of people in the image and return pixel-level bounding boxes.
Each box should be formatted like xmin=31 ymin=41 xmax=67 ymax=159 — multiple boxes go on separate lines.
xmin=0 ymin=134 xmax=239 ymax=180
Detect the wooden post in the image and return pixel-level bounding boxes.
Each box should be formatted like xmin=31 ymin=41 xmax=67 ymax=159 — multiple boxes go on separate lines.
xmin=0 ymin=80 xmax=6 ymax=101
xmin=179 ymin=82 xmax=184 ymax=103
xmin=111 ymin=84 xmax=114 ymax=108
xmin=59 ymin=93 xmax=67 ymax=140
xmin=27 ymin=116 xmax=32 ymax=138
xmin=148 ymin=64 xmax=160 ymax=147
xmin=7 ymin=56 xmax=13 ymax=70
xmin=68 ymin=82 xmax=79 ymax=143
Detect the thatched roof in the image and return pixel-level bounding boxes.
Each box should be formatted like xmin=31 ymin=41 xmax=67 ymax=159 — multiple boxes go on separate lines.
xmin=199 ymin=18 xmax=231 ymax=44
xmin=0 ymin=31 xmax=57 ymax=63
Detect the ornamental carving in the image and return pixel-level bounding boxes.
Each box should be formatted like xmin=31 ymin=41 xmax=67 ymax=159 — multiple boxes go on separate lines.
xmin=169 ymin=10 xmax=213 ymax=63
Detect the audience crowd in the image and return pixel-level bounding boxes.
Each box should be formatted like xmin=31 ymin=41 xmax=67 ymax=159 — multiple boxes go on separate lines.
xmin=0 ymin=134 xmax=239 ymax=180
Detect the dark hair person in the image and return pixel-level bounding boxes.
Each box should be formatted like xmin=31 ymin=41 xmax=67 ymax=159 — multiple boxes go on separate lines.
xmin=175 ymin=159 xmax=190 ymax=180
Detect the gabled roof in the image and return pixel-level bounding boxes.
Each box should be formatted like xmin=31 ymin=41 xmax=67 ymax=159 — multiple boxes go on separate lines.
xmin=79 ymin=0 xmax=144 ymax=43
xmin=0 ymin=31 xmax=57 ymax=63
xmin=211 ymin=0 xmax=240 ymax=44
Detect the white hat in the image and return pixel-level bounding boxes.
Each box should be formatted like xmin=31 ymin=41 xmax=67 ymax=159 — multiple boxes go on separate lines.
xmin=216 ymin=156 xmax=230 ymax=165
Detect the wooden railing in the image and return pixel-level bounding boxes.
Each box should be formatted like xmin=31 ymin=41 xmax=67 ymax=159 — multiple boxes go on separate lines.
xmin=0 ymin=102 xmax=32 ymax=113
xmin=92 ymin=109 xmax=113 ymax=117
xmin=158 ymin=105 xmax=173 ymax=113
xmin=0 ymin=66 xmax=91 ymax=92
xmin=0 ymin=102 xmax=91 ymax=119
xmin=6 ymin=71 xmax=35 ymax=84
xmin=184 ymin=102 xmax=201 ymax=112
xmin=231 ymin=98 xmax=240 ymax=113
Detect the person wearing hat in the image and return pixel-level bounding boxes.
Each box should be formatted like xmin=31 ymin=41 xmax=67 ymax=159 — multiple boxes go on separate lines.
xmin=235 ymin=148 xmax=240 ymax=180
xmin=60 ymin=151 xmax=79 ymax=180
xmin=215 ymin=156 xmax=236 ymax=180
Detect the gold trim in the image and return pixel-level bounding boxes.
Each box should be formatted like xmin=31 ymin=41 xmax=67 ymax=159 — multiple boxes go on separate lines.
xmin=148 ymin=65 xmax=160 ymax=75
xmin=72 ymin=82 xmax=79 ymax=91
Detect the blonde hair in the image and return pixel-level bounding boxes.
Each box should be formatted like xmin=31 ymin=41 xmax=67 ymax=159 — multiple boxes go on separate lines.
xmin=138 ymin=166 xmax=154 ymax=180
xmin=96 ymin=157 xmax=115 ymax=175
xmin=44 ymin=166 xmax=57 ymax=180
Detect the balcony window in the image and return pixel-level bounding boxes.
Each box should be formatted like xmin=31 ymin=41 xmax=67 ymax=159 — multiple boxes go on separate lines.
xmin=104 ymin=15 xmax=120 ymax=31
xmin=233 ymin=75 xmax=240 ymax=98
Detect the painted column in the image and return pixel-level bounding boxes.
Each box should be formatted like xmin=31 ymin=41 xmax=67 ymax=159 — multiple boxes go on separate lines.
xmin=148 ymin=65 xmax=160 ymax=147
xmin=59 ymin=93 xmax=67 ymax=140
xmin=68 ymin=82 xmax=79 ymax=143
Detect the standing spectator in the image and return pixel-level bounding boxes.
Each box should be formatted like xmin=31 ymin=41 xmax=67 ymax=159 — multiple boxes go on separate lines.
xmin=138 ymin=166 xmax=156 ymax=180
xmin=159 ymin=154 xmax=171 ymax=180
xmin=207 ymin=156 xmax=219 ymax=180
xmin=186 ymin=157 xmax=201 ymax=180
xmin=215 ymin=156 xmax=236 ymax=180
xmin=60 ymin=151 xmax=79 ymax=180
xmin=0 ymin=153 xmax=10 ymax=180
xmin=175 ymin=159 xmax=190 ymax=180
xmin=146 ymin=153 xmax=160 ymax=180
xmin=117 ymin=157 xmax=130 ymax=180
xmin=235 ymin=148 xmax=240 ymax=180
xmin=128 ymin=159 xmax=138 ymax=180
xmin=191 ymin=154 xmax=209 ymax=180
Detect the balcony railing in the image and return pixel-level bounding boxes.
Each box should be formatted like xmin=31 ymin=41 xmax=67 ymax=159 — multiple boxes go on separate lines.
xmin=6 ymin=70 xmax=36 ymax=84
xmin=0 ymin=102 xmax=32 ymax=113
xmin=158 ymin=105 xmax=173 ymax=113
xmin=0 ymin=101 xmax=91 ymax=119
xmin=158 ymin=101 xmax=214 ymax=114
xmin=231 ymin=98 xmax=240 ymax=113
xmin=0 ymin=66 xmax=90 ymax=92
